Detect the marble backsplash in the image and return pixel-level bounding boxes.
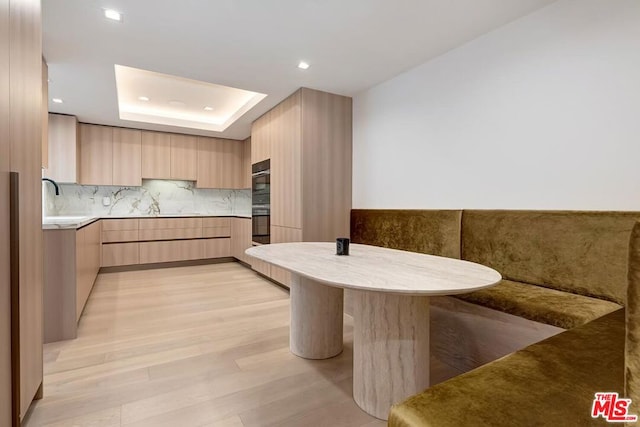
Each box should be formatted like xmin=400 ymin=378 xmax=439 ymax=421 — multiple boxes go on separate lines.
xmin=43 ymin=179 xmax=251 ymax=217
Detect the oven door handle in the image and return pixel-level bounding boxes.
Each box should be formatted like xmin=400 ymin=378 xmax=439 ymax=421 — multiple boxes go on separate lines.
xmin=251 ymin=170 xmax=270 ymax=178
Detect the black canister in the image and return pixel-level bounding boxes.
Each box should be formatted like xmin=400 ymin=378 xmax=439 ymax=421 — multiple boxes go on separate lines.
xmin=336 ymin=237 xmax=350 ymax=255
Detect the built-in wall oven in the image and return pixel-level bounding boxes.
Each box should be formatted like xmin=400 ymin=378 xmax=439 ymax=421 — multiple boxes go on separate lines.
xmin=252 ymin=159 xmax=270 ymax=244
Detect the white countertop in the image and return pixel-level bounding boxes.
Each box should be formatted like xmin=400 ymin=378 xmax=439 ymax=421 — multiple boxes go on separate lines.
xmin=43 ymin=214 xmax=251 ymax=230
xmin=246 ymin=242 xmax=502 ymax=295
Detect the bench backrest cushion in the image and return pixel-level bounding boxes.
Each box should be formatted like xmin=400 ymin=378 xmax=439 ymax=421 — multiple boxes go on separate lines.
xmin=350 ymin=210 xmax=462 ymax=259
xmin=626 ymin=221 xmax=640 ymax=405
xmin=462 ymin=210 xmax=640 ymax=305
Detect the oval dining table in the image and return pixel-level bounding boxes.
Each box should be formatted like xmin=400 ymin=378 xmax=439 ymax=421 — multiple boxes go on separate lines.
xmin=246 ymin=242 xmax=501 ymax=420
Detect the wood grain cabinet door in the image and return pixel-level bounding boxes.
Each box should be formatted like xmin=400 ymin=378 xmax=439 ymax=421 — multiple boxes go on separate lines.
xmin=196 ymin=137 xmax=243 ymax=189
xmin=170 ymin=134 xmax=197 ymax=181
xmin=141 ymin=131 xmax=171 ymax=179
xmin=80 ymin=124 xmax=113 ymax=185
xmin=47 ymin=114 xmax=79 ymax=183
xmin=112 ymin=128 xmax=142 ymax=186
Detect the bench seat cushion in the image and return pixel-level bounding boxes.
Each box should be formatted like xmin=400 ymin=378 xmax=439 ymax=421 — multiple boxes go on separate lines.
xmin=455 ymin=279 xmax=621 ymax=329
xmin=388 ymin=309 xmax=625 ymax=427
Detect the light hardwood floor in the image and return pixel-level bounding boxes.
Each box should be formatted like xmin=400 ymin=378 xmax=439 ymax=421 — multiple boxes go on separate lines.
xmin=23 ymin=262 xmax=387 ymax=427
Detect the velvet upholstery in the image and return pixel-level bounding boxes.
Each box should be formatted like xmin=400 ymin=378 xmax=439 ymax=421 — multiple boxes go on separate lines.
xmin=350 ymin=209 xmax=462 ymax=259
xmin=462 ymin=210 xmax=640 ymax=305
xmin=626 ymin=222 xmax=640 ymax=412
xmin=456 ymin=279 xmax=622 ymax=329
xmin=389 ymin=309 xmax=625 ymax=427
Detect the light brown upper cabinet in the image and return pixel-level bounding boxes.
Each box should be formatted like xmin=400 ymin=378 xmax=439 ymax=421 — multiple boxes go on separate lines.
xmin=141 ymin=131 xmax=171 ymax=179
xmin=251 ymin=109 xmax=271 ymax=164
xmin=141 ymin=131 xmax=197 ymax=181
xmin=170 ymin=134 xmax=197 ymax=181
xmin=196 ymin=137 xmax=244 ymax=189
xmin=112 ymin=128 xmax=142 ymax=187
xmin=80 ymin=124 xmax=113 ymax=186
xmin=47 ymin=114 xmax=79 ymax=183
xmin=243 ymin=137 xmax=251 ymax=188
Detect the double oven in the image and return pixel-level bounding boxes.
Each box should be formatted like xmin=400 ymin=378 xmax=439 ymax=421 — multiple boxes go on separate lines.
xmin=251 ymin=159 xmax=270 ymax=244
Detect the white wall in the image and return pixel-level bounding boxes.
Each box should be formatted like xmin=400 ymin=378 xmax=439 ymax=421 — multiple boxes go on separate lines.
xmin=353 ymin=0 xmax=640 ymax=210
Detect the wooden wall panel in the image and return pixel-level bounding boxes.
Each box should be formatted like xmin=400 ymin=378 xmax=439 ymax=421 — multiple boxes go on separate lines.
xmin=271 ymin=90 xmax=302 ymax=229
xmin=41 ymin=59 xmax=47 ymax=169
xmin=141 ymin=131 xmax=171 ymax=179
xmin=9 ymin=0 xmax=43 ymax=417
xmin=0 ymin=0 xmax=11 ymax=422
xmin=301 ymin=88 xmax=352 ymax=242
xmin=170 ymin=134 xmax=197 ymax=181
xmin=79 ymin=124 xmax=113 ymax=185
xmin=47 ymin=114 xmax=79 ymax=183
xmin=112 ymin=128 xmax=142 ymax=187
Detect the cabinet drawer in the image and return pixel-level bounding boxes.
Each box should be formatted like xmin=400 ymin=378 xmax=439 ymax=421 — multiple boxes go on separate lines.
xmin=204 ymin=238 xmax=231 ymax=258
xmin=102 ymin=242 xmax=139 ymax=267
xmin=202 ymin=227 xmax=231 ymax=238
xmin=138 ymin=228 xmax=203 ymax=241
xmin=202 ymin=217 xmax=231 ymax=228
xmin=139 ymin=217 xmax=203 ymax=230
xmin=139 ymin=240 xmax=205 ymax=264
xmin=102 ymin=230 xmax=139 ymax=243
xmin=102 ymin=218 xmax=139 ymax=231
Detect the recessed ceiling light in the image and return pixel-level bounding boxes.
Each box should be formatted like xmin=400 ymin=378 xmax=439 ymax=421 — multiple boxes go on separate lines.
xmin=298 ymin=61 xmax=310 ymax=70
xmin=204 ymin=106 xmax=213 ymax=111
xmin=138 ymin=96 xmax=150 ymax=102
xmin=52 ymin=98 xmax=63 ymax=104
xmin=104 ymin=9 xmax=122 ymax=22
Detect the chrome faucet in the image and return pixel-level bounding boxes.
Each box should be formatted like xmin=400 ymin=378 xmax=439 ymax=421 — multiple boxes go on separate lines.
xmin=42 ymin=177 xmax=60 ymax=196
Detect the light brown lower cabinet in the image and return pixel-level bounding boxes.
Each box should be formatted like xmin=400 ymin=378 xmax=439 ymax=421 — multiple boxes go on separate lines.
xmin=204 ymin=238 xmax=231 ymax=258
xmin=102 ymin=242 xmax=139 ymax=267
xmin=44 ymin=220 xmax=101 ymax=343
xmin=230 ymin=218 xmax=251 ymax=263
xmin=139 ymin=239 xmax=205 ymax=264
xmin=139 ymin=228 xmax=203 ymax=241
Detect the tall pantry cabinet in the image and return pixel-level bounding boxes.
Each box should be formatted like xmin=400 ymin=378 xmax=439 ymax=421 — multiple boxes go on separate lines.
xmin=250 ymin=88 xmax=352 ymax=286
xmin=1 ymin=0 xmax=44 ymax=424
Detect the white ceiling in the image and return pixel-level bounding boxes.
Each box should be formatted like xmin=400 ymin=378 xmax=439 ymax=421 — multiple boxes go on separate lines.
xmin=43 ymin=0 xmax=556 ymax=140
